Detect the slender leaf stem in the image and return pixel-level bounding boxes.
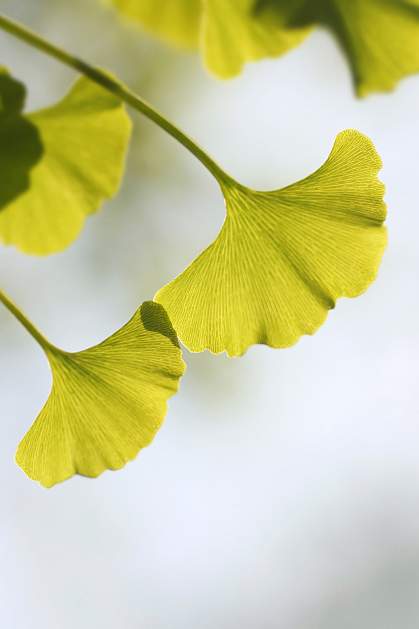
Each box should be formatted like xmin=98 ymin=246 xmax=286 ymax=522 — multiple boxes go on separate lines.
xmin=0 ymin=289 xmax=52 ymax=351
xmin=0 ymin=12 xmax=231 ymax=184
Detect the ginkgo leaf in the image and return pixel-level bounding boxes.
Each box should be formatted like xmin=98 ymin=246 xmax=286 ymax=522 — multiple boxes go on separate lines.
xmin=16 ymin=301 xmax=185 ymax=488
xmin=0 ymin=69 xmax=43 ymax=208
xmin=109 ymin=0 xmax=308 ymax=77
xmin=259 ymin=0 xmax=419 ymax=96
xmin=0 ymin=73 xmax=131 ymax=255
xmin=203 ymin=0 xmax=309 ymax=78
xmin=110 ymin=0 xmax=202 ymax=49
xmin=155 ymin=130 xmax=387 ymax=357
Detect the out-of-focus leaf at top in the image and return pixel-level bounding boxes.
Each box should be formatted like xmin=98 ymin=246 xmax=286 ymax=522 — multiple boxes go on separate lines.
xmin=110 ymin=0 xmax=419 ymax=94
xmin=109 ymin=0 xmax=308 ymax=76
xmin=257 ymin=0 xmax=419 ymax=95
xmin=156 ymin=130 xmax=387 ymax=356
xmin=0 ymin=73 xmax=131 ymax=255
xmin=111 ymin=0 xmax=202 ymax=48
xmin=0 ymin=69 xmax=43 ymax=209
xmin=16 ymin=301 xmax=185 ymax=488
xmin=202 ymin=0 xmax=309 ymax=78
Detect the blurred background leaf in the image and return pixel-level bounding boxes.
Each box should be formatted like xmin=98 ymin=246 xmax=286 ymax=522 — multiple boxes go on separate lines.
xmin=110 ymin=0 xmax=202 ymax=49
xmin=109 ymin=0 xmax=419 ymax=95
xmin=259 ymin=0 xmax=419 ymax=96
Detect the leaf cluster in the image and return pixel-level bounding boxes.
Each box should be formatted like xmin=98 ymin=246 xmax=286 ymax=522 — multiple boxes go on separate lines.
xmin=0 ymin=3 xmax=399 ymax=487
xmin=111 ymin=0 xmax=419 ymax=95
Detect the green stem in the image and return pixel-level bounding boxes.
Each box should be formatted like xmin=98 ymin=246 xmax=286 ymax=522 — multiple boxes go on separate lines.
xmin=0 ymin=12 xmax=231 ymax=184
xmin=0 ymin=289 xmax=52 ymax=352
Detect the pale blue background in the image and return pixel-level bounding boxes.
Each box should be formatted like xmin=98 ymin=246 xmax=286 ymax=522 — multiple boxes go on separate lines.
xmin=0 ymin=2 xmax=418 ymax=627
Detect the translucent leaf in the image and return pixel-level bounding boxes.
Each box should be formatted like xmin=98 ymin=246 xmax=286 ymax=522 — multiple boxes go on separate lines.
xmin=111 ymin=0 xmax=202 ymax=49
xmin=203 ymin=0 xmax=309 ymax=78
xmin=16 ymin=302 xmax=185 ymax=488
xmin=260 ymin=0 xmax=419 ymax=96
xmin=155 ymin=130 xmax=387 ymax=357
xmin=0 ymin=74 xmax=131 ymax=255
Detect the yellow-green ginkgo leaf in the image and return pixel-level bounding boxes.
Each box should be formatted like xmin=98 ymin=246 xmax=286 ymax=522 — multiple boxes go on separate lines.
xmin=202 ymin=0 xmax=310 ymax=78
xmin=110 ymin=0 xmax=202 ymax=49
xmin=155 ymin=130 xmax=387 ymax=357
xmin=16 ymin=301 xmax=185 ymax=488
xmin=0 ymin=74 xmax=131 ymax=255
xmin=260 ymin=0 xmax=419 ymax=96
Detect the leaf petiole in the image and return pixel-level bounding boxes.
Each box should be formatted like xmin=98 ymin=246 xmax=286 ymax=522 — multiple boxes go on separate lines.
xmin=0 ymin=289 xmax=53 ymax=352
xmin=0 ymin=12 xmax=231 ymax=185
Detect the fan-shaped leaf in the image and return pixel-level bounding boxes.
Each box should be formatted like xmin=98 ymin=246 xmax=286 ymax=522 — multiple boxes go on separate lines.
xmin=203 ymin=0 xmax=309 ymax=78
xmin=259 ymin=0 xmax=419 ymax=95
xmin=16 ymin=302 xmax=185 ymax=488
xmin=155 ymin=130 xmax=387 ymax=356
xmin=0 ymin=74 xmax=131 ymax=254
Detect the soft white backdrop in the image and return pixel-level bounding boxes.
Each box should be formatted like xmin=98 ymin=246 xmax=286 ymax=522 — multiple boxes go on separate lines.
xmin=0 ymin=2 xmax=418 ymax=628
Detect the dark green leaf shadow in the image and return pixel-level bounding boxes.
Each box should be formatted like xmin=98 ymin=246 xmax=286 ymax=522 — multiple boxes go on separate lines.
xmin=0 ymin=71 xmax=43 ymax=210
xmin=141 ymin=301 xmax=180 ymax=348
